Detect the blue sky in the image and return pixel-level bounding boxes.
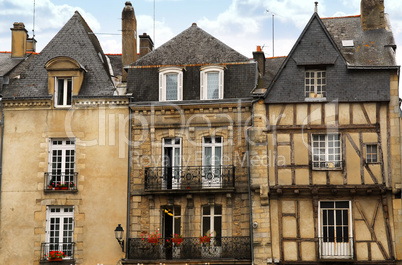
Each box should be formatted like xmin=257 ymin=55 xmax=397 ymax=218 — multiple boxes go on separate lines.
xmin=0 ymin=0 xmax=401 ymax=65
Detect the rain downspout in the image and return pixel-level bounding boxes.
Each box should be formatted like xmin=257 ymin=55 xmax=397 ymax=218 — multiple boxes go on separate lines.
xmin=0 ymin=96 xmax=3 ymax=208
xmin=125 ymin=105 xmax=132 ymax=259
xmin=247 ymin=96 xmax=261 ymax=265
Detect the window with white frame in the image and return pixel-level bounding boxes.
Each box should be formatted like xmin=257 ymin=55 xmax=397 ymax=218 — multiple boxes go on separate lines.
xmin=366 ymin=144 xmax=378 ymax=163
xmin=55 ymin=78 xmax=72 ymax=107
xmin=48 ymin=139 xmax=76 ymax=188
xmin=46 ymin=206 xmax=74 ymax=259
xmin=202 ymin=205 xmax=222 ymax=246
xmin=203 ymin=136 xmax=222 ymax=168
xmin=200 ymin=66 xmax=224 ymax=100
xmin=305 ymin=69 xmax=326 ymax=98
xmin=159 ymin=67 xmax=183 ymax=101
xmin=312 ymin=134 xmax=342 ymax=169
xmin=202 ymin=137 xmax=223 ymax=188
xmin=162 ymin=138 xmax=181 ymax=189
xmin=319 ymin=201 xmax=353 ymax=259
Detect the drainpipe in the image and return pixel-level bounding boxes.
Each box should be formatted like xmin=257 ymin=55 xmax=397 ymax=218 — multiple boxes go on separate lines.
xmin=125 ymin=105 xmax=132 ymax=259
xmin=0 ymin=96 xmax=3 ymax=208
xmin=247 ymin=97 xmax=261 ymax=265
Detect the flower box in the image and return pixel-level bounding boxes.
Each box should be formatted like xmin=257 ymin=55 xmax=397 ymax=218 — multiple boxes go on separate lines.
xmin=49 ymin=258 xmax=62 ymax=261
xmin=172 ymin=238 xmax=183 ymax=244
xmin=148 ymin=238 xmax=158 ymax=244
xmin=199 ymin=236 xmax=211 ymax=243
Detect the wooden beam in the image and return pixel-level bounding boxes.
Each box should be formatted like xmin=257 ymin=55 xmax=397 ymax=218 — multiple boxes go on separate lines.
xmin=360 ymin=103 xmax=372 ymax=125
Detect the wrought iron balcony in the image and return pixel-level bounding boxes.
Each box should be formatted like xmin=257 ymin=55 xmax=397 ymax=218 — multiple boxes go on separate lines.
xmin=144 ymin=166 xmax=235 ymax=191
xmin=319 ymin=237 xmax=353 ymax=259
xmin=40 ymin=242 xmax=75 ymax=261
xmin=44 ymin=172 xmax=78 ymax=192
xmin=127 ymin=236 xmax=250 ymax=261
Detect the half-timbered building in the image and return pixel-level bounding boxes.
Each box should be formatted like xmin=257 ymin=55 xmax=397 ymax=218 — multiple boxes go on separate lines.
xmin=250 ymin=1 xmax=401 ymax=264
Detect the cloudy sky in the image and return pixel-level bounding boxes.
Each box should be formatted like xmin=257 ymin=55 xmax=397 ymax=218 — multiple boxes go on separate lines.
xmin=0 ymin=0 xmax=401 ymax=65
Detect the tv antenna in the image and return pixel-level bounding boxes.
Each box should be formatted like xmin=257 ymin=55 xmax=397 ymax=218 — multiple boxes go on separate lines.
xmin=266 ymin=10 xmax=275 ymax=57
xmin=32 ymin=0 xmax=36 ymax=38
xmin=153 ymin=0 xmax=156 ymax=46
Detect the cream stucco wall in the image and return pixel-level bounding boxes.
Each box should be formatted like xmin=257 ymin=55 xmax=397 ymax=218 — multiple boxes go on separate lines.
xmin=0 ymin=100 xmax=129 ymax=265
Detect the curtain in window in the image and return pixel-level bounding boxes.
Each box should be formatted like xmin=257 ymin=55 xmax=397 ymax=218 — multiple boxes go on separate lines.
xmin=166 ymin=74 xmax=178 ymax=100
xmin=207 ymin=72 xmax=219 ymax=99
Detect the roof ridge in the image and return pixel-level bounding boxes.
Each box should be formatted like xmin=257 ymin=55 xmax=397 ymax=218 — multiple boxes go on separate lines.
xmin=321 ymin=14 xmax=360 ymax=20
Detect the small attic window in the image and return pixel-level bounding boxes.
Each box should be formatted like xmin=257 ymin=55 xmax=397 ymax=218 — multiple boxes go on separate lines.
xmin=45 ymin=56 xmax=86 ymax=108
xmin=342 ymin=40 xmax=354 ymax=47
xmin=159 ymin=67 xmax=183 ymax=101
xmin=200 ymin=65 xmax=224 ymax=100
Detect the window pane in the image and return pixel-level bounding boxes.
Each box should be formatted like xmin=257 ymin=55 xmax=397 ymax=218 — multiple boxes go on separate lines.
xmin=207 ymin=72 xmax=219 ymax=99
xmin=203 ymin=206 xmax=210 ymax=215
xmin=335 ymin=201 xmax=349 ymax=208
xmin=66 ymin=79 xmax=72 ymax=105
xmin=166 ymin=74 xmax=178 ymax=100
xmin=57 ymin=79 xmax=64 ymax=105
xmin=202 ymin=217 xmax=210 ymax=236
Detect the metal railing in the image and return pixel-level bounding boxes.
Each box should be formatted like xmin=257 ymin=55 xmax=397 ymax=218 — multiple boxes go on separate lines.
xmin=319 ymin=237 xmax=353 ymax=259
xmin=144 ymin=166 xmax=235 ymax=191
xmin=127 ymin=236 xmax=250 ymax=260
xmin=40 ymin=242 xmax=75 ymax=261
xmin=44 ymin=172 xmax=78 ymax=191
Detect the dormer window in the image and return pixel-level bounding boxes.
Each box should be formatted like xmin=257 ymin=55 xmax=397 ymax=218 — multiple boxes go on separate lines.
xmin=45 ymin=56 xmax=86 ymax=108
xmin=56 ymin=78 xmax=72 ymax=107
xmin=200 ymin=66 xmax=224 ymax=100
xmin=159 ymin=67 xmax=183 ymax=101
xmin=305 ymin=69 xmax=326 ymax=99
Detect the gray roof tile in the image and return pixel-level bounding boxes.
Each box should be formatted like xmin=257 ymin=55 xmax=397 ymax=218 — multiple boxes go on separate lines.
xmin=4 ymin=11 xmax=114 ymax=99
xmin=322 ymin=14 xmax=397 ymax=66
xmin=132 ymin=23 xmax=250 ymax=66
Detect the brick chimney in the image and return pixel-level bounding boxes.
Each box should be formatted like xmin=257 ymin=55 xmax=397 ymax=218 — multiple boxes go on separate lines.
xmin=361 ymin=0 xmax=385 ymax=31
xmin=253 ymin=46 xmax=266 ymax=76
xmin=122 ymin=1 xmax=137 ymax=82
xmin=11 ymin=22 xmax=27 ymax=58
xmin=139 ymin=33 xmax=154 ymax=58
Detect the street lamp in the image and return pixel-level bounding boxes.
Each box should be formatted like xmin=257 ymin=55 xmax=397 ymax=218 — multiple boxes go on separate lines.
xmin=114 ymin=224 xmax=124 ymax=252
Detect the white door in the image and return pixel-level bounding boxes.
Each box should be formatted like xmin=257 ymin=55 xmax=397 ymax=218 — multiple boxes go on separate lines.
xmin=319 ymin=201 xmax=352 ymax=259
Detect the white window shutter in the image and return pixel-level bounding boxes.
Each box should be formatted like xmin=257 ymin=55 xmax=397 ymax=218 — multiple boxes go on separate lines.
xmin=200 ymin=71 xmax=205 ymax=100
xmin=219 ymin=70 xmax=224 ymax=99
xmin=159 ymin=72 xmax=164 ymax=101
xmin=178 ymin=71 xmax=183 ymax=101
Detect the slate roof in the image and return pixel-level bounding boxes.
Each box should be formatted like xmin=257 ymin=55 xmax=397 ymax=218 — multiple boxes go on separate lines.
xmin=0 ymin=52 xmax=24 ymax=77
xmin=106 ymin=54 xmax=123 ymax=77
xmin=3 ymin=11 xmax=115 ymax=99
xmin=259 ymin=12 xmax=398 ymax=95
xmin=322 ymin=14 xmax=397 ymax=67
xmin=131 ymin=23 xmax=250 ymax=67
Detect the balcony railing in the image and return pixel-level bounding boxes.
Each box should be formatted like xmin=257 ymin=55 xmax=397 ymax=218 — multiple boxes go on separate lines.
xmin=40 ymin=242 xmax=75 ymax=261
xmin=44 ymin=172 xmax=78 ymax=192
xmin=144 ymin=166 xmax=235 ymax=191
xmin=319 ymin=237 xmax=353 ymax=259
xmin=127 ymin=236 xmax=250 ymax=261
